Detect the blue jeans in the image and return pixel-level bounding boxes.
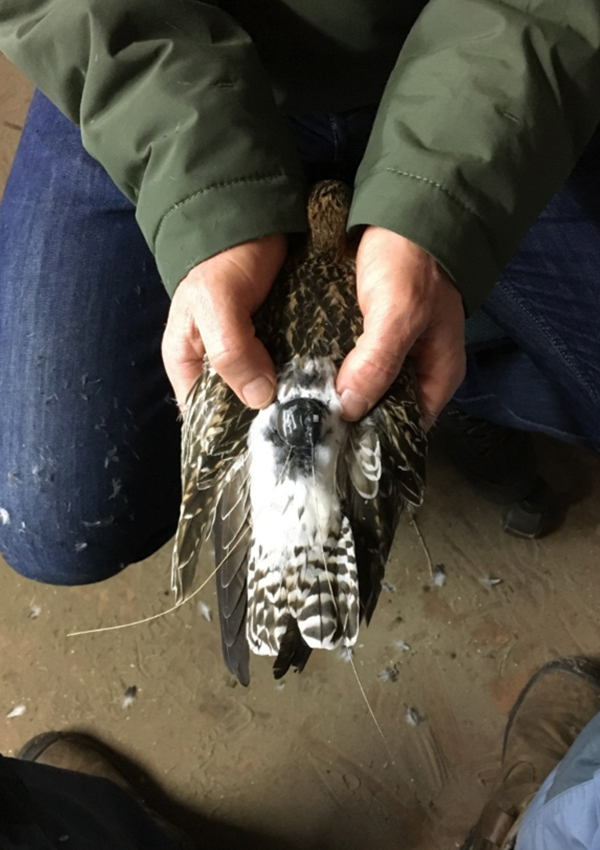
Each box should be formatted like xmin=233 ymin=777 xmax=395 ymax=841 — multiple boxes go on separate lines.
xmin=0 ymin=92 xmax=599 ymax=585
xmin=516 ymin=710 xmax=600 ymax=849
xmin=455 ymin=137 xmax=600 ymax=451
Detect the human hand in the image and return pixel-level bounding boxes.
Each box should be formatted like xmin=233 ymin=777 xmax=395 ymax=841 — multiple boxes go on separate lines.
xmin=336 ymin=226 xmax=466 ymax=429
xmin=162 ymin=234 xmax=287 ymax=411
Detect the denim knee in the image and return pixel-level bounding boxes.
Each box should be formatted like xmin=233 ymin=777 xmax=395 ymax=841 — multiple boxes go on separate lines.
xmin=0 ymin=484 xmax=178 ymax=586
xmin=0 ymin=92 xmax=181 ymax=586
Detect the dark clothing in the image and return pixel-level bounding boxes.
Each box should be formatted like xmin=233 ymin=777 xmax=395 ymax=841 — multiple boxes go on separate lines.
xmin=0 ymin=92 xmax=598 ymax=586
xmin=0 ymin=754 xmax=187 ymax=850
xmin=456 ymin=128 xmax=600 ymax=450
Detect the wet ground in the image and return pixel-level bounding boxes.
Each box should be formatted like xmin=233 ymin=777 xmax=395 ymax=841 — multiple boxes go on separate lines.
xmin=2 ymin=57 xmax=600 ymax=849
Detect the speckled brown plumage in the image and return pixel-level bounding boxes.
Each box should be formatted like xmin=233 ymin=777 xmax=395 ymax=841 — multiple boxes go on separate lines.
xmin=172 ymin=180 xmax=426 ymax=686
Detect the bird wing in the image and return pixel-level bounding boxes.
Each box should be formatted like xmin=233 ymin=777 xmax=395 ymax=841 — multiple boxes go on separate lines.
xmin=339 ymin=367 xmax=426 ymax=625
xmin=213 ymin=455 xmax=252 ymax=686
xmin=171 ymin=365 xmax=256 ymax=605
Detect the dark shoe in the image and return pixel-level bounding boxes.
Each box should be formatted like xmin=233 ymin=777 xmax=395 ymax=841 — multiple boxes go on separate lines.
xmin=501 ymin=477 xmax=555 ymax=539
xmin=19 ymin=731 xmax=147 ymax=802
xmin=18 ymin=731 xmax=194 ymax=846
xmin=437 ymin=403 xmax=537 ymax=503
xmin=461 ymin=657 xmax=600 ymax=850
xmin=437 ymin=404 xmax=554 ymax=537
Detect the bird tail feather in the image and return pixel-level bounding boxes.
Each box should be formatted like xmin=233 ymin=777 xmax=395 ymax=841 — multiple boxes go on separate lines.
xmin=246 ymin=514 xmax=359 ymax=655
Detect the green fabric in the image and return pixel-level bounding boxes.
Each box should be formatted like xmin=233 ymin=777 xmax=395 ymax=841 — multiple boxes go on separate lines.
xmin=0 ymin=0 xmax=310 ymax=294
xmin=348 ymin=0 xmax=600 ymax=313
xmin=1 ymin=0 xmax=600 ymax=306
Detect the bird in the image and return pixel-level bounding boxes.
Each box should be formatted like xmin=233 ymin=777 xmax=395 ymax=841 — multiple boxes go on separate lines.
xmin=171 ymin=180 xmax=426 ymax=686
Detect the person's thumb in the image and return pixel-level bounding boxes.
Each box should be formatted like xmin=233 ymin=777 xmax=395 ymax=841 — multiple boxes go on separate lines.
xmin=200 ymin=297 xmax=277 ymax=408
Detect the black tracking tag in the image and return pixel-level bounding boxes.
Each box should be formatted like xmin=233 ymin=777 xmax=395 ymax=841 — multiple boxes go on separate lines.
xmin=276 ymin=398 xmax=328 ymax=449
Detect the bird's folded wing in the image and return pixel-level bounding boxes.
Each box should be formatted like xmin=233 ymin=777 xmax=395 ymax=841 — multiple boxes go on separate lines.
xmin=214 ymin=457 xmax=252 ymax=686
xmin=339 ymin=370 xmax=426 ymax=624
xmin=171 ymin=366 xmax=256 ymax=602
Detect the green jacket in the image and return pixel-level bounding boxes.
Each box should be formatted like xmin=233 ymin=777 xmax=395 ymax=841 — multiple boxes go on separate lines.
xmin=1 ymin=1 xmax=599 ymax=313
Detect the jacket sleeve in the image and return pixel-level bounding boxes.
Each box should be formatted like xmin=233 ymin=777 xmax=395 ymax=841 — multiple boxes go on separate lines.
xmin=348 ymin=0 xmax=600 ymax=314
xmin=0 ymin=0 xmax=307 ymax=294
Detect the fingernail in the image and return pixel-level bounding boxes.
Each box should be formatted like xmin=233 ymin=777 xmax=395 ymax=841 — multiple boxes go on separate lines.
xmin=340 ymin=389 xmax=369 ymax=421
xmin=242 ymin=376 xmax=275 ymax=409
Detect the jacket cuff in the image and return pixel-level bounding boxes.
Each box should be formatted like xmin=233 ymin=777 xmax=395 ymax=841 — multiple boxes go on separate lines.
xmin=348 ymin=167 xmax=500 ymax=316
xmin=150 ymin=174 xmax=308 ymax=295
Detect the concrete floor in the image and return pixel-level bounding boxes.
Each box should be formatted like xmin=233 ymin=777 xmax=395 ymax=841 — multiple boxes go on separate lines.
xmin=2 ymin=55 xmax=600 ymax=849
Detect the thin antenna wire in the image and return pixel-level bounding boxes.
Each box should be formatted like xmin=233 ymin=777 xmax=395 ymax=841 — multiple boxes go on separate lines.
xmin=276 ymin=447 xmax=293 ymax=487
xmin=69 ymin=439 xmax=292 ymax=639
xmin=349 ymin=653 xmax=394 ymax=763
xmin=311 ymin=445 xmax=339 ymax=615
xmin=271 ymin=446 xmax=302 ymax=607
xmin=67 ymin=525 xmax=252 ymax=637
xmin=410 ymin=510 xmax=434 ymax=579
xmin=310 ymin=435 xmax=390 ymax=757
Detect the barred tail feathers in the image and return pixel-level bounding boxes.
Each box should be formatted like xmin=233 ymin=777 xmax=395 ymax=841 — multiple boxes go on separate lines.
xmin=295 ymin=514 xmax=359 ymax=649
xmin=246 ymin=513 xmax=359 ymax=655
